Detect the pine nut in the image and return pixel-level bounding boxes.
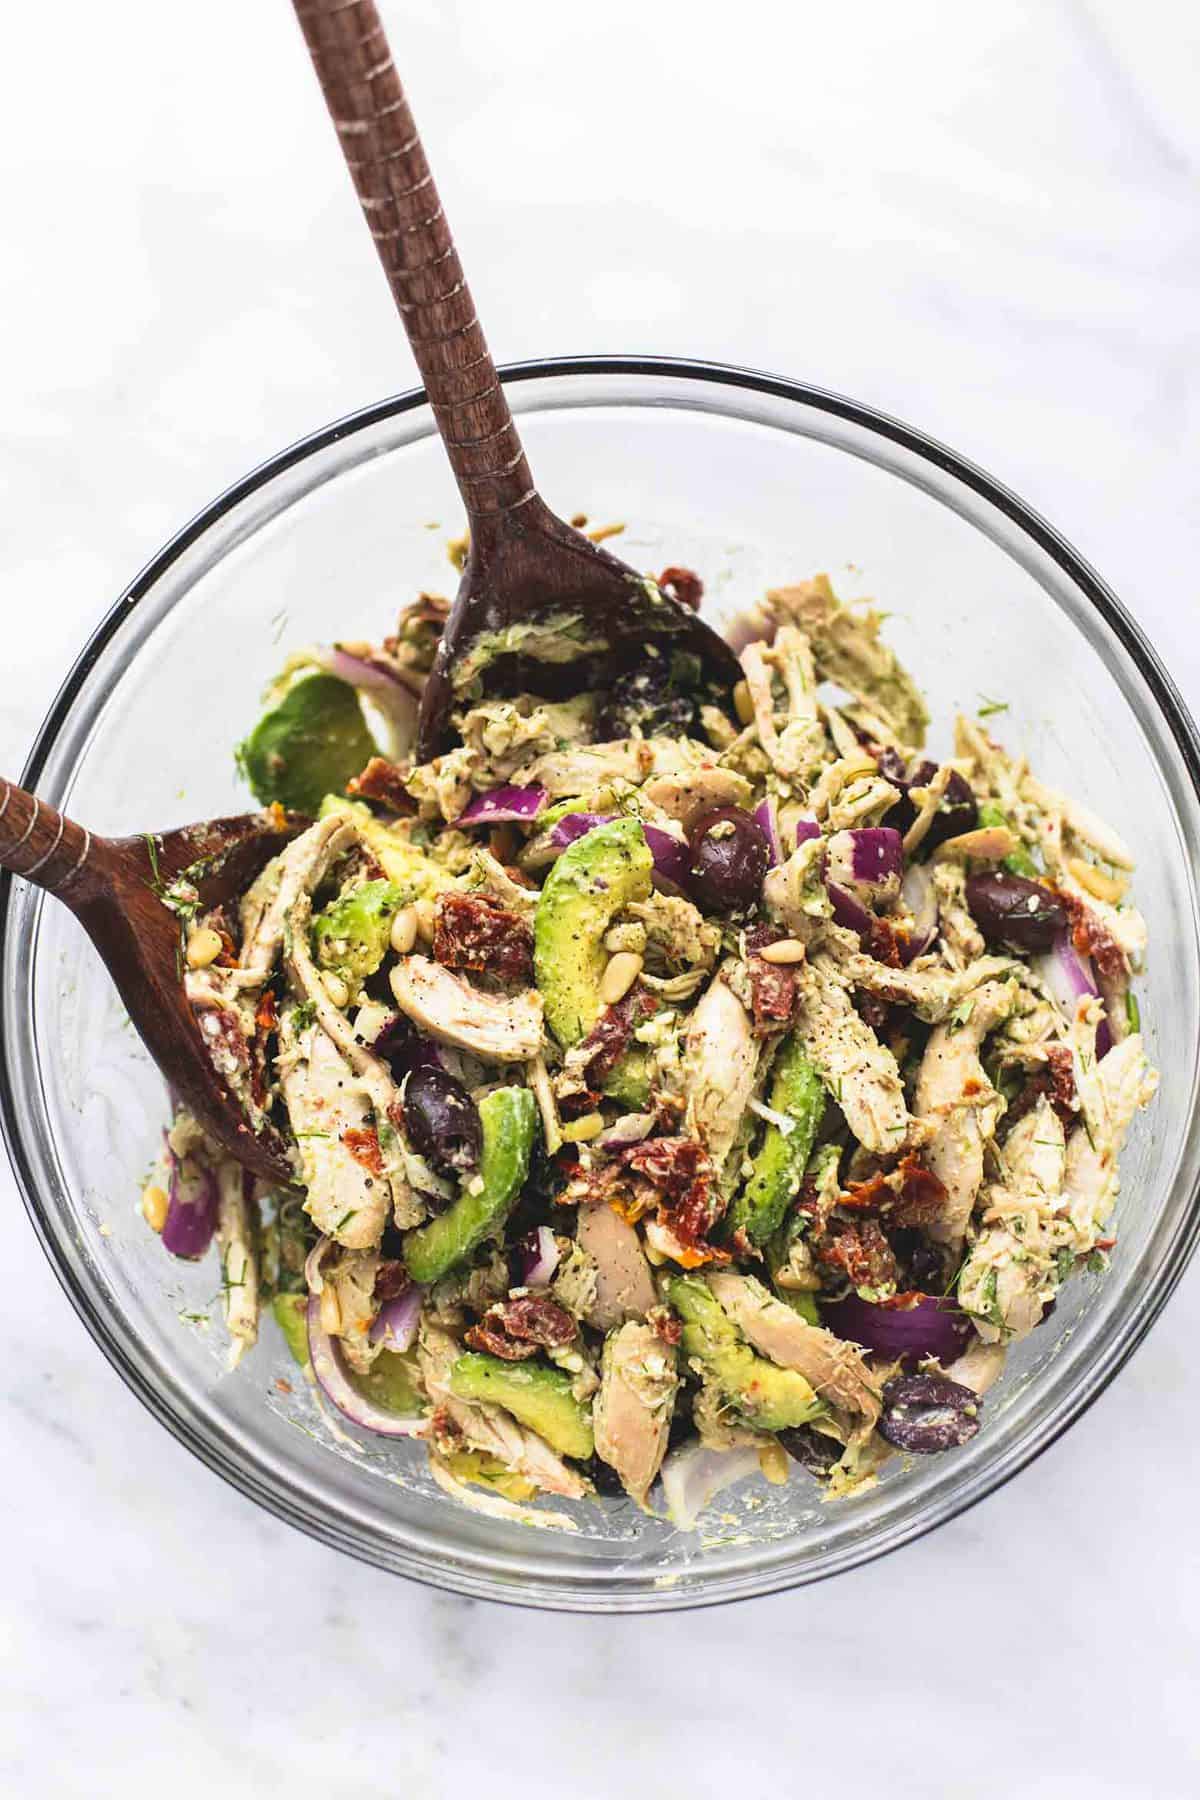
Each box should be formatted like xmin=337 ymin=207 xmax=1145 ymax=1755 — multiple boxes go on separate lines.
xmin=604 ymin=922 xmax=647 ymax=955
xmin=758 ymin=1441 xmax=791 ymax=1486
xmin=415 ymin=896 xmax=439 ymax=943
xmin=186 ymin=926 xmax=223 ymax=970
xmin=1067 ymin=856 xmax=1127 ymax=904
xmin=319 ymin=1284 xmax=342 ymax=1334
xmin=757 ymin=938 xmax=806 ymax=965
xmin=141 ymin=1184 xmax=169 ymax=1233
xmin=733 ymin=679 xmax=755 ymax=726
xmin=600 ymin=951 xmax=643 ymax=1005
xmin=561 ymin=1112 xmax=605 ymax=1144
xmin=389 ymin=905 xmax=418 ymax=956
xmin=322 ymin=971 xmax=350 ymax=1010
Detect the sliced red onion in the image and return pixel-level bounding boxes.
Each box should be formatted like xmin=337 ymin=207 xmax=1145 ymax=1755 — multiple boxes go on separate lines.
xmin=1038 ymin=932 xmax=1112 ymax=1056
xmin=826 ymin=881 xmax=874 ymax=936
xmin=825 ymin=828 xmax=903 ymax=907
xmin=307 ymin=1297 xmax=427 ymax=1438
xmin=458 ymin=783 xmax=547 ymax=826
xmin=310 ymin=646 xmax=420 ymax=755
xmin=369 ymin=1285 xmax=424 ymax=1352
xmin=515 ymin=1225 xmax=560 ymax=1287
xmin=313 ymin=644 xmax=422 ymax=700
xmin=643 ymin=824 xmax=692 ymax=891
xmin=551 ymin=813 xmax=691 ymax=891
xmin=551 ymin=811 xmax=613 ymax=847
xmin=161 ymin=1137 xmax=219 ymax=1260
xmin=794 ymin=816 xmax=821 ymax=846
xmin=899 ymin=862 xmax=939 ymax=963
xmin=822 ymin=1292 xmax=971 ymax=1366
xmin=753 ymin=797 xmax=781 ymax=867
xmin=304 ymin=1234 xmax=332 ymax=1295
xmin=659 ymin=1443 xmax=762 ymax=1530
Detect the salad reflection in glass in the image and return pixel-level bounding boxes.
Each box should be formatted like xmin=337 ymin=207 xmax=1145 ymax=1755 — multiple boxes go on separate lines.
xmin=145 ymin=561 xmax=1156 ymax=1530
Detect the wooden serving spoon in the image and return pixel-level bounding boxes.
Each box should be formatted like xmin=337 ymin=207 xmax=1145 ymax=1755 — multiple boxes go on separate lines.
xmin=0 ymin=781 xmax=304 ymax=1187
xmin=291 ymin=0 xmax=742 ymax=759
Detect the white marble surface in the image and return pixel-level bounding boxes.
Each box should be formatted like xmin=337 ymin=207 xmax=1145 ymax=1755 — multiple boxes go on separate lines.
xmin=3 ymin=1 xmax=1199 ymax=1792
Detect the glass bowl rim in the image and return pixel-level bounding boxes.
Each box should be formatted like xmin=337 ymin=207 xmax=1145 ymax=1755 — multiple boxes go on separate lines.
xmin=5 ymin=352 xmax=1200 ymax=1612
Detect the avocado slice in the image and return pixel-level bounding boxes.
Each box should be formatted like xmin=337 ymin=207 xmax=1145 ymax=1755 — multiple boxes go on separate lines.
xmin=347 ymin=1348 xmax=425 ymax=1418
xmin=667 ymin=1274 xmax=826 ymax=1432
xmin=450 ymin=1352 xmax=595 ymax=1460
xmin=403 ymin=1086 xmax=536 ymax=1284
xmin=727 ymin=1038 xmax=825 ymax=1247
xmin=534 ymin=817 xmax=654 ymax=1047
xmin=238 ymin=672 xmax=377 ymax=816
xmin=311 ymin=878 xmax=407 ymax=986
xmin=271 ymin=1291 xmax=311 ymax=1369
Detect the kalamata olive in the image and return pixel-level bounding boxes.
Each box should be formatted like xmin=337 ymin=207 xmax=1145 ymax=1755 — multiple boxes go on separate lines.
xmin=965 ymin=870 xmax=1067 ymax=955
xmin=877 ymin=1371 xmax=982 ymax=1454
xmin=687 ymin=806 xmax=770 ymax=915
xmin=778 ymin=1424 xmax=843 ymax=1476
xmin=402 ymin=1064 xmax=482 ymax=1175
xmin=879 ymin=754 xmax=935 ymax=834
xmin=919 ymin=770 xmax=979 ymax=855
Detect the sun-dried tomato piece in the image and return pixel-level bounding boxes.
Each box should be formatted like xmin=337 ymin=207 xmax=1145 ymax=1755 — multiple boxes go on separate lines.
xmin=433 ymin=892 xmax=533 ymax=985
xmin=464 ymin=1323 xmax=539 ymax=1361
xmin=342 ymin=1127 xmax=385 ymax=1176
xmin=748 ymin=957 xmax=799 ymax=1035
xmin=816 ymin=1216 xmax=898 ymax=1291
xmin=494 ymin=1295 xmax=577 ymax=1347
xmin=465 ymin=1295 xmax=577 ymax=1360
xmin=1006 ymin=1043 xmax=1078 ymax=1131
xmin=576 ymin=986 xmax=658 ymax=1084
xmin=844 ymin=1152 xmax=946 ymax=1229
xmin=860 ymin=915 xmax=906 ymax=968
xmin=622 ymin=1135 xmax=719 ymax=1247
xmin=658 ymin=565 xmax=704 ymax=610
xmin=1059 ymin=891 xmax=1126 ymax=987
xmin=649 ymin=1305 xmax=683 ymax=1347
xmin=373 ymin=1259 xmax=411 ymax=1302
xmin=347 ymin=755 xmax=417 ymax=815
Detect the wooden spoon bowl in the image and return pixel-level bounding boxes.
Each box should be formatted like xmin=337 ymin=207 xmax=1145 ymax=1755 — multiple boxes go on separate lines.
xmin=0 ymin=781 xmax=304 ymax=1187
xmin=292 ymin=0 xmax=742 ymax=758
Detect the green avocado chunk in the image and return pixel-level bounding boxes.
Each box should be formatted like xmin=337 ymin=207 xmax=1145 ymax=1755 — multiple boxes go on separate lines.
xmin=534 ymin=817 xmax=654 ymax=1047
xmin=311 ymin=878 xmax=407 ymax=985
xmin=403 ymin=1086 xmax=536 ymax=1284
xmin=450 ymin=1353 xmax=595 ymax=1460
xmin=271 ymin=1292 xmax=311 ymax=1368
xmin=347 ymin=1348 xmax=425 ymax=1418
xmin=977 ymin=802 xmax=1038 ymax=877
xmin=727 ymin=1038 xmax=825 ymax=1247
xmin=238 ymin=672 xmax=377 ymax=816
xmin=667 ymin=1274 xmax=826 ymax=1432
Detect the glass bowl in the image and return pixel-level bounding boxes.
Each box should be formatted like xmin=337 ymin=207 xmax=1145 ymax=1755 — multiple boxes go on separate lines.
xmin=4 ymin=357 xmax=1199 ymax=1613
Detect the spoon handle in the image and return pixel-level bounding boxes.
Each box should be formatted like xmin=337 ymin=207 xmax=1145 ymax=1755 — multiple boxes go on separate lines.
xmin=292 ymin=0 xmax=535 ymax=523
xmin=0 ymin=780 xmax=98 ymax=897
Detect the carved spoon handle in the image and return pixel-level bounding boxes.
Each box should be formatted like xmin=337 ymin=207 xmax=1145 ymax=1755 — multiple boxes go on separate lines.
xmin=292 ymin=0 xmax=535 ymax=522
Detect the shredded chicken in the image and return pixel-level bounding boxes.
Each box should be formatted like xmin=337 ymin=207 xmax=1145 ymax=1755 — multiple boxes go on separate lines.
xmin=576 ymin=1202 xmax=658 ymax=1330
xmin=917 ymin=979 xmax=1017 ymax=1250
xmin=593 ymin=1321 xmax=679 ymax=1507
xmin=215 ymin=1160 xmax=259 ymax=1367
xmin=795 ymin=956 xmax=912 ymax=1154
xmin=683 ymin=964 xmax=760 ymax=1166
xmin=419 ymin=1324 xmax=588 ymax=1500
xmin=707 ymin=1273 xmax=881 ymax=1444
xmin=389 ymin=956 xmax=544 ymax=1061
